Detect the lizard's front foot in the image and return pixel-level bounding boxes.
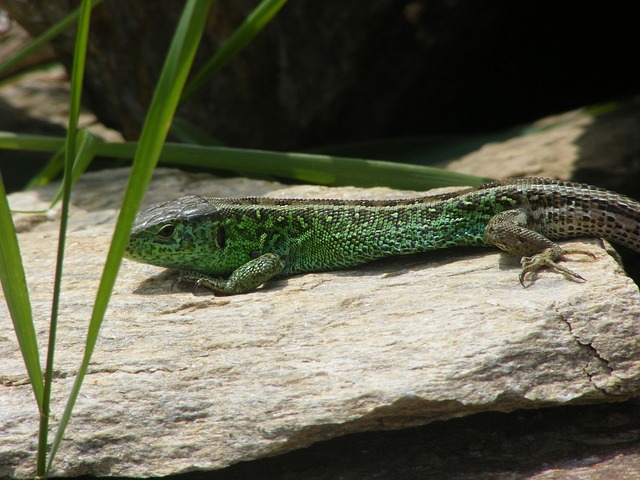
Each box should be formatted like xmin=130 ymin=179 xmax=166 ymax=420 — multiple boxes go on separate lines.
xmin=178 ymin=253 xmax=286 ymax=295
xmin=519 ymin=246 xmax=596 ymax=287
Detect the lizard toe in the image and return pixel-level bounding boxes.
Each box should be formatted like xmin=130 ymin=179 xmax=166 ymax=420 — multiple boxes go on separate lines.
xmin=519 ymin=248 xmax=588 ymax=287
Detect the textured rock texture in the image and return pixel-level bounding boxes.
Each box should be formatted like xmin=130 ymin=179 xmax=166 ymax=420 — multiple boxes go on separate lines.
xmin=445 ymin=102 xmax=640 ymax=197
xmin=1 ymin=168 xmax=640 ymax=477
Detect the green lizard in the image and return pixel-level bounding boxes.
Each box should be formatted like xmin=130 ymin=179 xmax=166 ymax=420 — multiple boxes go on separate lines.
xmin=125 ymin=178 xmax=640 ymax=294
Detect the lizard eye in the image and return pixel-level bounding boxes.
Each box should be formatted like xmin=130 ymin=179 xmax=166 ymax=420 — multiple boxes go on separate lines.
xmin=157 ymin=224 xmax=176 ymax=239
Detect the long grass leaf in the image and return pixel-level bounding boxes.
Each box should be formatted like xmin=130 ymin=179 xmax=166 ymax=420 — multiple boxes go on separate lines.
xmin=37 ymin=0 xmax=94 ymax=475
xmin=159 ymin=144 xmax=488 ymax=188
xmin=46 ymin=0 xmax=213 ymax=472
xmin=48 ymin=130 xmax=101 ymax=206
xmin=24 ymin=147 xmax=66 ymax=190
xmin=0 ymin=132 xmax=487 ymax=188
xmin=0 ymin=131 xmax=65 ymax=151
xmin=0 ymin=174 xmax=43 ymax=408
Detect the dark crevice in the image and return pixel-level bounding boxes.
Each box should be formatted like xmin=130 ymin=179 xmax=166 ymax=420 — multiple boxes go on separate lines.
xmin=558 ymin=313 xmax=615 ymax=396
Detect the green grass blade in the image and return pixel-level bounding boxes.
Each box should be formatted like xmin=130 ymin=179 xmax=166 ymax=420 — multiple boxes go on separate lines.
xmin=0 ymin=131 xmax=487 ymax=189
xmin=48 ymin=130 xmax=101 ymax=205
xmin=38 ymin=0 xmax=94 ymax=475
xmin=159 ymin=144 xmax=488 ymax=188
xmin=46 ymin=0 xmax=213 ymax=471
xmin=24 ymin=146 xmax=66 ymax=190
xmin=21 ymin=130 xmax=99 ymax=194
xmin=0 ymin=0 xmax=104 ymax=78
xmin=0 ymin=174 xmax=43 ymax=408
xmin=0 ymin=131 xmax=65 ymax=151
xmin=181 ymin=0 xmax=288 ymax=100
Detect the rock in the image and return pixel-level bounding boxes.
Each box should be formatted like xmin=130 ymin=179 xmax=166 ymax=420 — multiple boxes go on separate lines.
xmin=1 ymin=168 xmax=640 ymax=478
xmin=444 ymin=101 xmax=640 ymax=196
xmin=0 ymin=12 xmax=56 ymax=80
xmin=0 ymin=63 xmax=124 ymax=192
xmin=179 ymin=401 xmax=640 ymax=479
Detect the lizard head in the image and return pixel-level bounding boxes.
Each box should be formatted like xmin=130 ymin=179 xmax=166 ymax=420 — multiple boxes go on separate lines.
xmin=125 ymin=195 xmax=231 ymax=275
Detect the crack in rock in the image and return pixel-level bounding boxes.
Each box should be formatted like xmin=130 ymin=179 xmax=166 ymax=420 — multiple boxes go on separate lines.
xmin=559 ymin=314 xmax=615 ymax=395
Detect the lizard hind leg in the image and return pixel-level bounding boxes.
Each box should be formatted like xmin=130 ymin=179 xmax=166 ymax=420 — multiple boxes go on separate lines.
xmin=484 ymin=209 xmax=596 ymax=287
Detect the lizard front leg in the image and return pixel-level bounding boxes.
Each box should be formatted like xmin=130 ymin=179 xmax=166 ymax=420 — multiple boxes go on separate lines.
xmin=179 ymin=253 xmax=286 ymax=295
xmin=484 ymin=208 xmax=595 ymax=286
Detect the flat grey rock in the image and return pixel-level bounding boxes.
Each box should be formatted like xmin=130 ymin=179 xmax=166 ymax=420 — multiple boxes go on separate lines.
xmin=1 ymin=168 xmax=639 ymax=477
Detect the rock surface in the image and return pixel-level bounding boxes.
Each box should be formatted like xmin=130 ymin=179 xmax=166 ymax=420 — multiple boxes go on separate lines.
xmin=2 ymin=168 xmax=640 ymax=478
xmin=444 ymin=101 xmax=640 ymax=197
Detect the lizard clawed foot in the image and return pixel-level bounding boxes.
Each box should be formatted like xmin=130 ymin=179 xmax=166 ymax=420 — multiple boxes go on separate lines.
xmin=173 ymin=253 xmax=286 ymax=295
xmin=519 ymin=247 xmax=596 ymax=287
xmin=173 ymin=271 xmax=218 ymax=295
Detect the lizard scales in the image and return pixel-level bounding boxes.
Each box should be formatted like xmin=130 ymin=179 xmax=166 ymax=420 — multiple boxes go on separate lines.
xmin=125 ymin=177 xmax=640 ymax=294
